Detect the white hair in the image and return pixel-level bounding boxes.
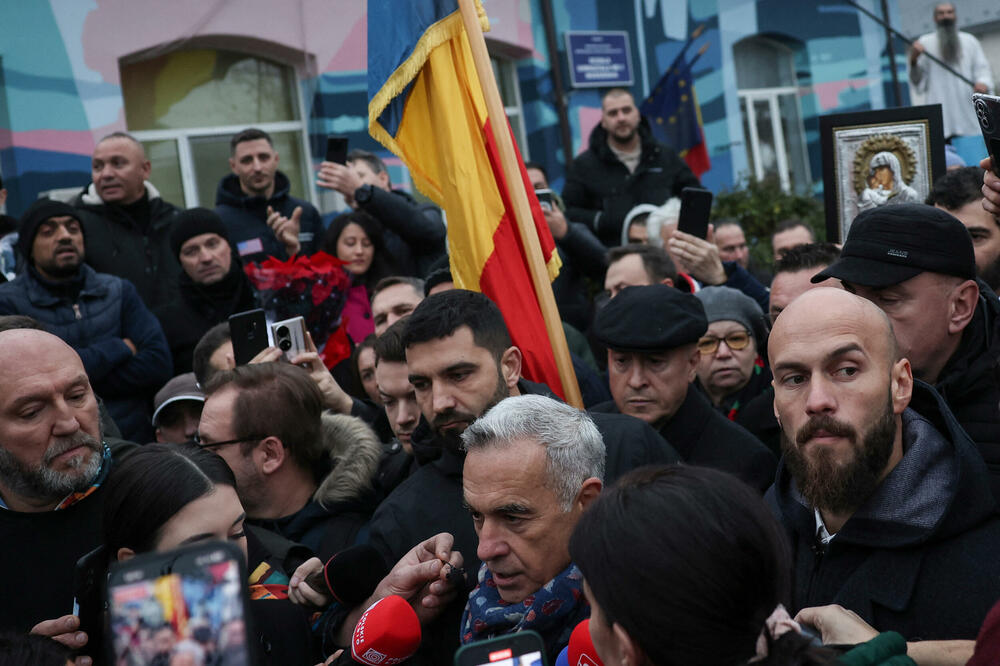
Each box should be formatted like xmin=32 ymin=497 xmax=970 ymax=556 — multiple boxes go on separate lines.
xmin=461 ymin=394 xmax=605 ymax=510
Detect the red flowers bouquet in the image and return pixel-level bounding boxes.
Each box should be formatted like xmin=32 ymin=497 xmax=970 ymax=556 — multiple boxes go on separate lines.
xmin=244 ymin=251 xmax=352 ymax=369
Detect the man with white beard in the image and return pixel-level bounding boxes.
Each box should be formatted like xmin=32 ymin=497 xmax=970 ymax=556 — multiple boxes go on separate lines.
xmin=909 ymin=3 xmax=994 ymax=138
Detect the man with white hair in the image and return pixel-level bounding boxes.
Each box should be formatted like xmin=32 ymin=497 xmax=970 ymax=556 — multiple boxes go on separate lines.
xmin=459 ymin=394 xmax=604 ymax=661
xmin=909 ymin=2 xmax=993 ymax=138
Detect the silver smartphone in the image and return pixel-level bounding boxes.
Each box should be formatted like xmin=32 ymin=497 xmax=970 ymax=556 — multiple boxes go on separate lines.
xmin=270 ymin=316 xmax=308 ymax=361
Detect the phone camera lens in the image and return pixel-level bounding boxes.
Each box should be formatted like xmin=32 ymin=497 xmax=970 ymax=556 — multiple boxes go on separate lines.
xmin=279 ymin=339 xmax=292 ymax=351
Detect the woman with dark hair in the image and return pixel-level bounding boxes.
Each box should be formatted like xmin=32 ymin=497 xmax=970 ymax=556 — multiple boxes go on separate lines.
xmin=99 ymin=443 xmax=317 ymax=665
xmin=321 ymin=211 xmax=395 ymax=344
xmin=568 ymin=465 xmax=912 ymax=666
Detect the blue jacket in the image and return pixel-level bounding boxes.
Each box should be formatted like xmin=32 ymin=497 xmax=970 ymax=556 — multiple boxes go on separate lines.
xmin=0 ymin=265 xmax=172 ymax=442
xmin=215 ymin=171 xmax=322 ymax=265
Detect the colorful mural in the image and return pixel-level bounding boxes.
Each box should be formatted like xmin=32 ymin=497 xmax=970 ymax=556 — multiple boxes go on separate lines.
xmin=0 ymin=0 xmax=906 ymax=216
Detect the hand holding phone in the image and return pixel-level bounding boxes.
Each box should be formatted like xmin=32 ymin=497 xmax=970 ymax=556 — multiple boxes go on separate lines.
xmin=270 ymin=316 xmax=308 ymax=362
xmin=229 ymin=309 xmax=269 ymax=366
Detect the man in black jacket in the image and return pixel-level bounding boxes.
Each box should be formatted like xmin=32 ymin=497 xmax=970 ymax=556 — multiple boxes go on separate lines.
xmin=766 ymin=287 xmax=1000 ymax=640
xmin=71 ymin=132 xmax=182 ymax=311
xmin=562 ymin=88 xmax=700 ymax=247
xmin=198 ymin=362 xmax=381 ymax=561
xmin=812 ymin=204 xmax=1000 ymax=500
xmin=591 ymin=284 xmax=776 ymax=492
xmin=321 ymin=289 xmax=679 ymax=664
xmin=215 ymin=128 xmax=322 ymax=265
xmin=0 ymin=329 xmax=136 ymax=638
xmin=154 ymin=208 xmax=257 ymax=376
xmin=317 ymin=149 xmax=446 ymax=277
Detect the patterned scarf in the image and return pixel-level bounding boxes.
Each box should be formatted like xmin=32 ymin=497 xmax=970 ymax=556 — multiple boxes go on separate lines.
xmin=55 ymin=443 xmax=112 ymax=510
xmin=460 ymin=562 xmax=589 ymax=657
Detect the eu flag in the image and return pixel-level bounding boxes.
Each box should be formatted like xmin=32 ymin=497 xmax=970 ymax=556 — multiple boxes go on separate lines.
xmin=640 ymin=57 xmax=711 ymax=177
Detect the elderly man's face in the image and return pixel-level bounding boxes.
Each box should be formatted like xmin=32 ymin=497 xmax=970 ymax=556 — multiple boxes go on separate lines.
xmin=464 ymin=437 xmax=593 ymax=603
xmin=607 ymin=346 xmax=698 ymax=427
xmin=769 ymin=289 xmax=911 ymax=514
xmin=0 ymin=331 xmax=103 ymax=509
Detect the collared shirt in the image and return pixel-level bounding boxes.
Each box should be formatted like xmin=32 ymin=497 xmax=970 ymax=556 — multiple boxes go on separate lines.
xmin=814 ymin=508 xmax=836 ymax=546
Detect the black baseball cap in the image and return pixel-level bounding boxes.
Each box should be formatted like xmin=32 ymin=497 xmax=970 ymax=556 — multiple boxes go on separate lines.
xmin=812 ymin=204 xmax=975 ymax=288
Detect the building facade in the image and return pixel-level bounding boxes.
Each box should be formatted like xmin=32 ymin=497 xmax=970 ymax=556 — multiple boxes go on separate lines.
xmin=0 ymin=0 xmax=917 ymax=217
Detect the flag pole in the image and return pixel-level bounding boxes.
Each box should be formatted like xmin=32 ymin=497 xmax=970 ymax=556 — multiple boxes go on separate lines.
xmin=456 ymin=0 xmax=583 ymax=408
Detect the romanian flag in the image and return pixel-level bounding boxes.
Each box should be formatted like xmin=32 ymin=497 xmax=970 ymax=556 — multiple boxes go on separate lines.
xmin=640 ymin=55 xmax=711 ymax=177
xmin=368 ymin=0 xmax=566 ymax=397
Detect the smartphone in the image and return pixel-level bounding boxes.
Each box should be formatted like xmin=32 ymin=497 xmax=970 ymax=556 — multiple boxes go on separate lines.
xmin=325 ymin=136 xmax=349 ymax=165
xmin=229 ymin=308 xmax=269 ymax=366
xmin=677 ymin=187 xmax=713 ymax=239
xmin=535 ymin=188 xmax=554 ymax=212
xmin=73 ymin=546 xmax=108 ymax=664
xmin=454 ymin=630 xmax=548 ymax=666
xmin=270 ymin=316 xmax=308 ymax=361
xmin=973 ymin=93 xmax=1000 ymax=177
xmin=106 ymin=541 xmax=255 ymax=666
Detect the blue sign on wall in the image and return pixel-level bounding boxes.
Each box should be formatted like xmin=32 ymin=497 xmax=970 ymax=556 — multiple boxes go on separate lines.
xmin=565 ymin=31 xmax=634 ymax=88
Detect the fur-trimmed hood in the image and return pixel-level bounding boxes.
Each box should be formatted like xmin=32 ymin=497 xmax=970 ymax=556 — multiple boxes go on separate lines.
xmin=313 ymin=412 xmax=383 ymax=508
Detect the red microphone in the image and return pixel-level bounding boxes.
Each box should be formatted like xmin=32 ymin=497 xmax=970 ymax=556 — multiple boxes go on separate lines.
xmin=568 ymin=619 xmax=604 ymax=666
xmin=345 ymin=595 xmax=422 ymax=665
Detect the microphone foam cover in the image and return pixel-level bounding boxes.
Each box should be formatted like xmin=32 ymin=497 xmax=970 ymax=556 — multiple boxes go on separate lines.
xmin=351 ymin=595 xmax=422 ymax=665
xmin=568 ymin=619 xmax=604 ymax=666
xmin=324 ymin=543 xmax=389 ymax=605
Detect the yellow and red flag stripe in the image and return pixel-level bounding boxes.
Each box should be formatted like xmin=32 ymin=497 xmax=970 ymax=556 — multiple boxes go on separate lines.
xmin=367 ymin=0 xmax=565 ymax=397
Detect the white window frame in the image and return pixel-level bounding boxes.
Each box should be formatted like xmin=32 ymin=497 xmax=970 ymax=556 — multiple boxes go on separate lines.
xmin=128 ymin=64 xmax=316 ymax=209
xmin=490 ymin=56 xmax=530 ymax=160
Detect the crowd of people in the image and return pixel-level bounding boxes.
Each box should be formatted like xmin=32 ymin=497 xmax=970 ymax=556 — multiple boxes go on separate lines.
xmin=2 ymin=7 xmax=1000 ymax=662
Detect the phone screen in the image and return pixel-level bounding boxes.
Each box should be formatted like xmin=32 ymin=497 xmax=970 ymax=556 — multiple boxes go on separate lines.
xmin=474 ymin=652 xmax=544 ymax=666
xmin=108 ymin=549 xmax=251 ymax=665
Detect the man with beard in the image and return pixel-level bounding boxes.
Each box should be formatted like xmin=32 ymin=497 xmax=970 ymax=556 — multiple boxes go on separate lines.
xmin=0 ymin=199 xmax=172 ymax=442
xmin=313 ymin=289 xmax=677 ymax=664
xmin=154 ymin=208 xmax=258 ymax=376
xmin=811 ymin=203 xmax=1000 ymax=500
xmin=909 ymin=3 xmax=994 ymax=138
xmin=766 ymin=288 xmax=1000 ymax=640
xmin=927 ymin=166 xmax=1000 ymax=293
xmin=563 ymin=88 xmax=701 ymax=247
xmin=0 ymin=329 xmax=136 ymax=638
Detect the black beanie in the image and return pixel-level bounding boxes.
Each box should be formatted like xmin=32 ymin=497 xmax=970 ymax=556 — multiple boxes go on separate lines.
xmin=17 ymin=199 xmax=83 ymax=261
xmin=170 ymin=207 xmax=230 ymax=258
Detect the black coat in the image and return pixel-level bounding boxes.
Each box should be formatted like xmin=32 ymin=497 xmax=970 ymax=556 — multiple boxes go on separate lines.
xmin=154 ymin=255 xmax=258 ymax=376
xmin=551 ymin=222 xmax=608 ymax=331
xmin=934 ymin=281 xmax=1000 ymax=500
xmin=364 ymin=379 xmax=680 ymax=665
xmin=562 ymin=120 xmax=700 ymax=246
xmin=354 ymin=187 xmax=446 ymax=278
xmin=72 ymin=184 xmax=182 ymax=311
xmin=766 ymin=381 xmax=1000 ymax=640
xmin=592 ymin=386 xmax=777 ymax=493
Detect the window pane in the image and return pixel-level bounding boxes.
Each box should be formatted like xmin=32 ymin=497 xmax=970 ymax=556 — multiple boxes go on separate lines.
xmin=778 ymin=94 xmax=811 ymax=193
xmin=190 ymin=131 xmax=308 ymax=208
xmin=122 ymin=50 xmax=298 ymax=130
xmin=140 ymin=139 xmax=185 ymax=207
xmin=753 ymin=99 xmax=778 ymax=179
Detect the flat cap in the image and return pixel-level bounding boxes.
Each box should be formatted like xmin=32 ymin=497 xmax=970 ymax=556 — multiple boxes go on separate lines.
xmin=812 ymin=203 xmax=975 ymax=288
xmin=594 ymin=284 xmax=707 ymax=353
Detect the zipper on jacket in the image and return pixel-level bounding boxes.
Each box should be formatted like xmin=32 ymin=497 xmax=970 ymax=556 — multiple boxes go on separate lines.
xmin=72 ymin=303 xmax=82 ymax=320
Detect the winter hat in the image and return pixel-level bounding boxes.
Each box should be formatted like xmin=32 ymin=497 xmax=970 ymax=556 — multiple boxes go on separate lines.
xmin=170 ymin=207 xmax=230 ymax=259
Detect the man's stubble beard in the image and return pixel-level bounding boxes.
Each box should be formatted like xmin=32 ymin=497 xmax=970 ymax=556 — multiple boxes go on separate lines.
xmin=781 ymin=394 xmax=897 ymax=516
xmin=434 ymin=367 xmax=511 ymax=453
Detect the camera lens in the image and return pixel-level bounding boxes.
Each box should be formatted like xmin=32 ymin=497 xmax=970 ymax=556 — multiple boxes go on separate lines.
xmin=279 ymin=339 xmax=292 ymax=351
xmin=276 ymin=326 xmax=289 ymax=337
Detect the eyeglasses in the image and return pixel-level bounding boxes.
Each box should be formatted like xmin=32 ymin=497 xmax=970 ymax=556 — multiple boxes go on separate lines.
xmin=696 ymin=331 xmax=752 ymax=355
xmin=190 ymin=433 xmax=266 ymax=449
